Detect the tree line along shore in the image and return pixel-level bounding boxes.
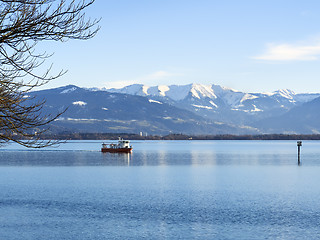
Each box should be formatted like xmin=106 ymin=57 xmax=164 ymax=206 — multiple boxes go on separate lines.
xmin=31 ymin=133 xmax=320 ymax=141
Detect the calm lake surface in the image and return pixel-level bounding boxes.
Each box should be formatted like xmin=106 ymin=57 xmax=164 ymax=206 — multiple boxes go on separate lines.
xmin=1 ymin=140 xmax=320 ymax=239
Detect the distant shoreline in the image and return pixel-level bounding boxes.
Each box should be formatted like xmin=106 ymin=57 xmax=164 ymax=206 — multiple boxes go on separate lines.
xmin=35 ymin=133 xmax=320 ymax=141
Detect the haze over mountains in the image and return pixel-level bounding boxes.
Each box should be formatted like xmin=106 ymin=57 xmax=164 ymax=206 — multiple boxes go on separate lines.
xmin=31 ymin=83 xmax=320 ymax=135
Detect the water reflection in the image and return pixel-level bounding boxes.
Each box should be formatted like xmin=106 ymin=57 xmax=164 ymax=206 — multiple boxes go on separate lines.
xmin=2 ymin=140 xmax=320 ymax=240
xmin=0 ymin=150 xmax=302 ymax=166
xmin=101 ymin=152 xmax=132 ymax=166
xmin=0 ymin=140 xmax=319 ymax=166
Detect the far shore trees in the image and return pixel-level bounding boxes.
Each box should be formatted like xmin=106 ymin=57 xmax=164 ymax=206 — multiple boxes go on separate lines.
xmin=0 ymin=0 xmax=99 ymax=147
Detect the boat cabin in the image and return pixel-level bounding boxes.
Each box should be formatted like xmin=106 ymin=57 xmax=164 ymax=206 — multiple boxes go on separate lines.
xmin=101 ymin=137 xmax=133 ymax=153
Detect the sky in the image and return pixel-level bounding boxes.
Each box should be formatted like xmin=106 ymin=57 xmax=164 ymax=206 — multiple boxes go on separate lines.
xmin=41 ymin=0 xmax=320 ymax=93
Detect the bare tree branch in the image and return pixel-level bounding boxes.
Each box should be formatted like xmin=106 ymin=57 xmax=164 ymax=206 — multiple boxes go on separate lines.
xmin=0 ymin=0 xmax=99 ymax=147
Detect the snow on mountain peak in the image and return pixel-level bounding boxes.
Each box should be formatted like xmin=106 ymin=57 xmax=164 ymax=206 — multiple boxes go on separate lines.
xmin=107 ymin=83 xmax=234 ymax=102
xmin=142 ymin=85 xmax=149 ymax=95
xmin=147 ymin=85 xmax=170 ymax=97
xmin=108 ymin=84 xmax=146 ymax=96
xmin=190 ymin=84 xmax=217 ymax=99
xmin=106 ymin=83 xmax=304 ymax=108
xmin=164 ymin=84 xmax=191 ymax=101
xmin=158 ymin=85 xmax=170 ymax=96
xmin=190 ymin=87 xmax=200 ymax=99
xmin=106 ymin=83 xmax=314 ymax=108
xmin=240 ymin=93 xmax=258 ymax=103
xmin=210 ymin=84 xmax=245 ymax=107
xmin=162 ymin=83 xmax=217 ymax=101
xmin=274 ymin=89 xmax=295 ymax=99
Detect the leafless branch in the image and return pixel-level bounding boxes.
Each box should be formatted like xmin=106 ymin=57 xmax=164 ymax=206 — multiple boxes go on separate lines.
xmin=0 ymin=0 xmax=99 ymax=147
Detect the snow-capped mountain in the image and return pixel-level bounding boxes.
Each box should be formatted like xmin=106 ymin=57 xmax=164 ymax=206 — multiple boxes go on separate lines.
xmin=108 ymin=83 xmax=228 ymax=101
xmin=28 ymin=84 xmax=320 ymax=135
xmin=29 ymin=85 xmax=249 ymax=135
xmin=106 ymin=83 xmax=320 ymax=125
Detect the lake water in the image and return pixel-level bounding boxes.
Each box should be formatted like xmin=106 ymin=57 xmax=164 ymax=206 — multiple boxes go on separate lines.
xmin=1 ymin=140 xmax=320 ymax=239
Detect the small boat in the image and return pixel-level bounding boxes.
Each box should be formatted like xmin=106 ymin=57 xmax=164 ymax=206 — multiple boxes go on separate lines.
xmin=101 ymin=137 xmax=133 ymax=153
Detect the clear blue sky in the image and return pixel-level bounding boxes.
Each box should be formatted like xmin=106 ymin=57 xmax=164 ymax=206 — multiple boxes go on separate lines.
xmin=42 ymin=0 xmax=320 ymax=93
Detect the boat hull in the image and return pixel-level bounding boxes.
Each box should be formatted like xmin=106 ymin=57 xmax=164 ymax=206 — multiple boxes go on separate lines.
xmin=101 ymin=147 xmax=133 ymax=153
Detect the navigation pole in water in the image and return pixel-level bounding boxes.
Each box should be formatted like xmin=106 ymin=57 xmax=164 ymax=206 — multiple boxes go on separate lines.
xmin=297 ymin=141 xmax=302 ymax=165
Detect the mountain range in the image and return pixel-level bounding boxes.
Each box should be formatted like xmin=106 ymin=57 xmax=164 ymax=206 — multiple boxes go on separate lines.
xmin=107 ymin=84 xmax=320 ymax=125
xmin=29 ymin=84 xmax=320 ymax=135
